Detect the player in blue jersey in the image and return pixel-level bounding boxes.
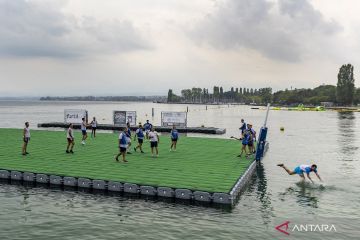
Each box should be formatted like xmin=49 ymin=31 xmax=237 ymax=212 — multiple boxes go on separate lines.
xmin=170 ymin=125 xmax=179 ymax=151
xmin=115 ymin=127 xmax=128 ymax=163
xmin=277 ymin=163 xmax=322 ymax=183
xmin=133 ymin=123 xmax=145 ymax=153
xmin=239 ymin=119 xmax=247 ymax=134
xmin=143 ymin=120 xmax=153 ymax=139
xmin=247 ymin=124 xmax=256 ymax=154
xmin=231 ymin=128 xmax=251 ymax=157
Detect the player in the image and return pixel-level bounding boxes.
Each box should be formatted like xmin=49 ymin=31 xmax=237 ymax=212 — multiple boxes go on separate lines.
xmin=148 ymin=127 xmax=159 ymax=157
xmin=66 ymin=123 xmax=75 ymax=153
xmin=125 ymin=122 xmax=132 ymax=154
xmin=277 ymin=163 xmax=322 ymax=183
xmin=134 ymin=123 xmax=145 ymax=153
xmin=90 ymin=117 xmax=98 ymax=138
xmin=22 ymin=122 xmax=30 ymax=155
xmin=143 ymin=120 xmax=153 ymax=139
xmin=239 ymin=119 xmax=247 ymax=134
xmin=247 ymin=124 xmax=256 ymax=154
xmin=81 ymin=118 xmax=90 ymax=145
xmin=115 ymin=127 xmax=129 ymax=163
xmin=170 ymin=125 xmax=179 ymax=151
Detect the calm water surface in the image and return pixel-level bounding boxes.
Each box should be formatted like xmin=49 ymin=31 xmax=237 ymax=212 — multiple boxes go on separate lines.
xmin=0 ymin=100 xmax=359 ymax=240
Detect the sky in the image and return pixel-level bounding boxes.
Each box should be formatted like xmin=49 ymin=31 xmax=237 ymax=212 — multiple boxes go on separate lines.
xmin=0 ymin=0 xmax=359 ymax=97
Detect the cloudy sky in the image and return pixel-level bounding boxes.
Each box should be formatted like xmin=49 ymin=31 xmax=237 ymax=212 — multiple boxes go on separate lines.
xmin=0 ymin=0 xmax=359 ymax=97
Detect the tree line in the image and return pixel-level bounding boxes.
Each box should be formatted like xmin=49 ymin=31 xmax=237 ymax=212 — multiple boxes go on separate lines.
xmin=167 ymin=87 xmax=272 ymax=104
xmin=168 ymin=64 xmax=360 ymax=106
xmin=40 ymin=95 xmax=167 ymax=102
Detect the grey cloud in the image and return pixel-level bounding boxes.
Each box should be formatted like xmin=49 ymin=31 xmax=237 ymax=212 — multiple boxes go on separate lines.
xmin=0 ymin=0 xmax=151 ymax=58
xmin=279 ymin=0 xmax=341 ymax=35
xmin=191 ymin=0 xmax=342 ymax=62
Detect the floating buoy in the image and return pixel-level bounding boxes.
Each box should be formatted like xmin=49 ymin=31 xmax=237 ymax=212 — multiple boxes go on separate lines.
xmin=280 ymin=127 xmax=285 ymax=131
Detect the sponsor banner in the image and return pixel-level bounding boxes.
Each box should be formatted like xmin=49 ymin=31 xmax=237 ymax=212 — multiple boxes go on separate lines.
xmin=126 ymin=111 xmax=137 ymax=127
xmin=113 ymin=111 xmax=137 ymax=126
xmin=64 ymin=109 xmax=88 ymax=124
xmin=113 ymin=111 xmax=127 ymax=125
xmin=161 ymin=111 xmax=187 ymax=127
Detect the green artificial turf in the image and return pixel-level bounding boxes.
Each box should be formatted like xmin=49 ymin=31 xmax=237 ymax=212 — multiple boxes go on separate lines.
xmin=0 ymin=128 xmax=254 ymax=193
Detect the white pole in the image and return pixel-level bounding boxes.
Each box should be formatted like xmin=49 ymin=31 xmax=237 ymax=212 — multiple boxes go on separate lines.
xmin=263 ymin=103 xmax=270 ymax=128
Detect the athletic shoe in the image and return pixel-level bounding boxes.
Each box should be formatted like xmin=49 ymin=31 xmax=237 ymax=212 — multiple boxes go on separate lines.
xmin=70 ymin=150 xmax=74 ymax=154
xmin=115 ymin=156 xmax=119 ymax=162
xmin=134 ymin=147 xmax=137 ymax=152
xmin=127 ymin=152 xmax=132 ymax=154
xmin=22 ymin=153 xmax=26 ymax=156
xmin=123 ymin=159 xmax=128 ymax=163
xmin=277 ymin=164 xmax=284 ymax=167
xmin=66 ymin=150 xmax=70 ymax=153
xmin=25 ymin=152 xmax=29 ymax=154
xmin=237 ymin=154 xmax=242 ymax=157
xmin=81 ymin=141 xmax=85 ymax=145
xmin=141 ymin=151 xmax=144 ymax=153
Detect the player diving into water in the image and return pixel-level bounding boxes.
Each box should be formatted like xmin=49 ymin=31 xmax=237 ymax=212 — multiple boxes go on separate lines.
xmin=277 ymin=164 xmax=322 ymax=183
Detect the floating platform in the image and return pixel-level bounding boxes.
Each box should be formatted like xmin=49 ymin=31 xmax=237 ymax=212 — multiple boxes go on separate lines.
xmin=37 ymin=122 xmax=226 ymax=135
xmin=0 ymin=128 xmax=268 ymax=206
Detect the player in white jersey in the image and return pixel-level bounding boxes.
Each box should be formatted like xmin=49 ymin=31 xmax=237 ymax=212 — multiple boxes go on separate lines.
xmin=148 ymin=127 xmax=160 ymax=157
xmin=66 ymin=123 xmax=75 ymax=153
xmin=22 ymin=122 xmax=30 ymax=155
xmin=90 ymin=117 xmax=98 ymax=138
xmin=81 ymin=118 xmax=90 ymax=145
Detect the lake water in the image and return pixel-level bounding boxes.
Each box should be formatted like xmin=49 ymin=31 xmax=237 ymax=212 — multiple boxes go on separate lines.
xmin=0 ymin=100 xmax=359 ymax=240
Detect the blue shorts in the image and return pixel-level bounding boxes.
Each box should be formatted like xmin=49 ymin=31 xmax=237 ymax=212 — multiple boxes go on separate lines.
xmin=294 ymin=167 xmax=303 ymax=175
xmin=82 ymin=130 xmax=87 ymax=136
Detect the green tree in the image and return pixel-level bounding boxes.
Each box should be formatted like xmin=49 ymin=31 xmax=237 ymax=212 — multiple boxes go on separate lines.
xmin=220 ymin=87 xmax=224 ymax=101
xmin=213 ymin=86 xmax=219 ymax=102
xmin=181 ymin=89 xmax=192 ymax=102
xmin=167 ymin=89 xmax=173 ymax=102
xmin=354 ymin=88 xmax=360 ymax=105
xmin=336 ymin=64 xmax=355 ymax=105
